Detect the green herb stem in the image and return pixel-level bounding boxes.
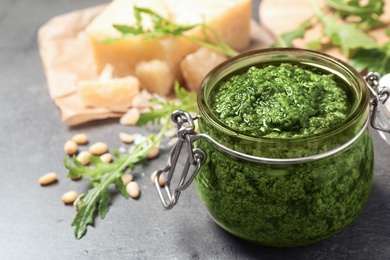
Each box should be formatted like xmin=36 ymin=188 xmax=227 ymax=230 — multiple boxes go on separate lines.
xmin=104 ymin=7 xmax=238 ymax=57
xmin=325 ymin=0 xmax=383 ymax=16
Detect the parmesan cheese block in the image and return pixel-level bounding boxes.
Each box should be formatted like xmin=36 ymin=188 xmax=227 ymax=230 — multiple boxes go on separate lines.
xmin=86 ymin=0 xmax=251 ymax=83
xmin=78 ymin=76 xmax=140 ymax=110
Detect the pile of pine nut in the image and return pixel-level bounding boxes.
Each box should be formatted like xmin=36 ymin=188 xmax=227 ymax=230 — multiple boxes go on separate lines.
xmin=39 ymin=132 xmax=165 ymax=209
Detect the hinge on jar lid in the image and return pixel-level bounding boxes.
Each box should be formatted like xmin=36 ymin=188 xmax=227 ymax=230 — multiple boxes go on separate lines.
xmin=154 ymin=110 xmax=206 ymax=210
xmin=364 ymin=72 xmax=390 ymax=134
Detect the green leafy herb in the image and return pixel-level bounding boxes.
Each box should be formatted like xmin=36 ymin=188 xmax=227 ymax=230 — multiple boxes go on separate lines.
xmin=312 ymin=2 xmax=377 ymax=57
xmin=102 ymin=6 xmax=238 ymax=57
xmin=350 ymin=42 xmax=390 ymax=75
xmin=325 ymin=0 xmax=384 ymax=29
xmin=272 ymin=0 xmax=382 ymax=58
xmin=136 ymin=82 xmax=197 ymax=126
xmin=103 ymin=7 xmax=196 ymax=43
xmin=65 ymin=120 xmax=170 ymax=239
xmin=64 ymin=84 xmax=196 ymax=239
xmin=272 ymin=17 xmax=313 ymax=48
xmin=319 ymin=17 xmax=377 ymax=57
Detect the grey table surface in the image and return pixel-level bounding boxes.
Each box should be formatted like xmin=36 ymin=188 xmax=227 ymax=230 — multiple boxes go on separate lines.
xmin=1 ymin=0 xmax=390 ymax=259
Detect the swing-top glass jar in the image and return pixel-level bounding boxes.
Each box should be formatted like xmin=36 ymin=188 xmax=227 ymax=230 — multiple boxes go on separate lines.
xmin=154 ymin=48 xmax=386 ymax=247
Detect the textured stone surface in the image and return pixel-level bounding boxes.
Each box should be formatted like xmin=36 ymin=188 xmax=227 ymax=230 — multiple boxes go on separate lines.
xmin=1 ymin=0 xmax=390 ymax=259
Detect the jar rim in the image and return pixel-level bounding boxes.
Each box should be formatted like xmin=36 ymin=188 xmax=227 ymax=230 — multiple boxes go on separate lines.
xmin=197 ymin=48 xmax=369 ymax=151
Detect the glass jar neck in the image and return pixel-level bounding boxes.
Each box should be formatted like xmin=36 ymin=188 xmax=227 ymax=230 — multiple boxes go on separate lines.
xmin=197 ymin=48 xmax=370 ymax=159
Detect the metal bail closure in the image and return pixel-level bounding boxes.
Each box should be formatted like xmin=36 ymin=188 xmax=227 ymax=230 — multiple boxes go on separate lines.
xmin=155 ymin=110 xmax=206 ymax=210
xmin=364 ymin=72 xmax=390 ymax=135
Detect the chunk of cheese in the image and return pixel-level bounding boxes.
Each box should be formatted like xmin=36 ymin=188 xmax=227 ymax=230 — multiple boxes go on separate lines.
xmin=86 ymin=0 xmax=251 ymax=82
xmin=181 ymin=48 xmax=227 ymax=92
xmin=135 ymin=59 xmax=174 ymax=96
xmin=78 ymin=76 xmax=140 ymax=110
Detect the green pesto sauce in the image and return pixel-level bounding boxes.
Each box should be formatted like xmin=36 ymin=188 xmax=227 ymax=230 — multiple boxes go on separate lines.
xmin=212 ymin=63 xmax=351 ymax=138
xmin=195 ymin=131 xmax=373 ymax=247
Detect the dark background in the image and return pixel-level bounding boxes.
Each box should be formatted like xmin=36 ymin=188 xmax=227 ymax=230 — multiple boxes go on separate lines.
xmin=1 ymin=0 xmax=390 ymax=259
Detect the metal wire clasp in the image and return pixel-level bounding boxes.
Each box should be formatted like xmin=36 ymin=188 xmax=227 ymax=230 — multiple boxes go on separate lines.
xmin=364 ymin=72 xmax=390 ymax=133
xmin=155 ymin=110 xmax=206 ymax=210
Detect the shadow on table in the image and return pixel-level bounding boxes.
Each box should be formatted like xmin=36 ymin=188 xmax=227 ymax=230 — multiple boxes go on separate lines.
xmin=67 ymin=118 xmax=123 ymax=130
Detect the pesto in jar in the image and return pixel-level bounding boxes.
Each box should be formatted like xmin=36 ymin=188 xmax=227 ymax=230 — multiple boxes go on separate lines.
xmin=195 ymin=60 xmax=373 ymax=247
xmin=212 ymin=63 xmax=351 ymax=138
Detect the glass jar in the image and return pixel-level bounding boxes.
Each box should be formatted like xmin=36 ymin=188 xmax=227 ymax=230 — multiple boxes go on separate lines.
xmin=154 ymin=48 xmax=382 ymax=247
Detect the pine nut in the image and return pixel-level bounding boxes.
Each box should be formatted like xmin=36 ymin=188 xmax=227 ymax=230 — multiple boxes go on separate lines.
xmin=100 ymin=153 xmax=112 ymax=163
xmin=126 ymin=181 xmax=140 ymax=199
xmin=72 ymin=133 xmax=88 ymax=144
xmin=146 ymin=144 xmax=159 ymax=159
xmin=76 ymin=151 xmax=91 ymax=165
xmin=64 ymin=140 xmax=78 ymax=155
xmin=39 ymin=172 xmax=58 ymax=186
xmin=71 ymin=175 xmax=82 ymax=181
xmin=120 ymin=108 xmax=140 ymax=126
xmin=89 ymin=142 xmax=108 ymax=155
xmin=62 ymin=191 xmax=78 ymax=204
xmin=150 ymin=171 xmax=165 ymax=186
xmin=119 ymin=132 xmax=135 ymax=144
xmin=122 ymin=173 xmax=133 ymax=186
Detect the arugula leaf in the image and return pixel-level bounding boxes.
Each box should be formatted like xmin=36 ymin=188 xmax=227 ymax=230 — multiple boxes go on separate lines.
xmin=306 ymin=38 xmax=322 ymax=50
xmin=102 ymin=6 xmax=238 ymax=57
xmin=183 ymin=23 xmax=239 ymax=57
xmin=325 ymin=0 xmax=384 ymax=29
xmin=137 ymin=82 xmax=197 ymax=126
xmin=319 ymin=15 xmax=377 ymax=57
xmin=102 ymin=7 xmax=196 ymax=44
xmin=65 ymin=155 xmax=114 ymax=185
xmin=309 ymin=0 xmax=377 ymax=57
xmin=350 ymin=43 xmax=390 ymax=74
xmin=325 ymin=0 xmax=383 ymax=16
xmin=136 ymin=101 xmax=176 ymax=126
xmin=65 ymin=120 xmax=171 ymax=239
xmin=272 ymin=0 xmax=384 ymax=58
xmin=272 ymin=17 xmax=313 ymax=48
xmin=173 ymin=82 xmax=197 ymax=106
